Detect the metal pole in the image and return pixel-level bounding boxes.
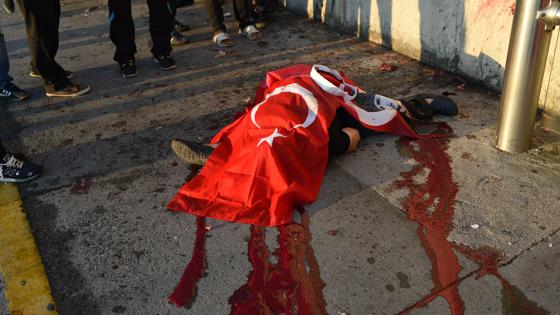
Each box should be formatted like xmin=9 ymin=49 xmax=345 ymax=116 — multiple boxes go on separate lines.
xmin=496 ymin=0 xmax=560 ymax=153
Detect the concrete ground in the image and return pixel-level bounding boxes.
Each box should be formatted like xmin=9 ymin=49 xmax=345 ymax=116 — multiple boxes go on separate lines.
xmin=1 ymin=0 xmax=560 ymax=314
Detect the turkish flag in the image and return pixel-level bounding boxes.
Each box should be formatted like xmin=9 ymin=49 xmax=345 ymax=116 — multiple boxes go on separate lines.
xmin=168 ymin=64 xmax=420 ymax=226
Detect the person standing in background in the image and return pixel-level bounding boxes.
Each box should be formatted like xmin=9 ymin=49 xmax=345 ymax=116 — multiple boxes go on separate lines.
xmin=11 ymin=0 xmax=90 ymax=97
xmin=206 ymin=0 xmax=261 ymax=48
xmin=108 ymin=0 xmax=175 ymax=78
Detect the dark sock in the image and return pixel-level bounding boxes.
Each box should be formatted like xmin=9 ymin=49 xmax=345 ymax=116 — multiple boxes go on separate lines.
xmin=0 ymin=141 xmax=6 ymax=158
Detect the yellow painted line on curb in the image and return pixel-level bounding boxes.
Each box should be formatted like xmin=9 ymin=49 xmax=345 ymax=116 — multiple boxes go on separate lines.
xmin=0 ymin=183 xmax=58 ymax=315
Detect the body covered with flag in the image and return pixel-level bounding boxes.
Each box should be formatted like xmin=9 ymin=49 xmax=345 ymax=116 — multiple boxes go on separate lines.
xmin=168 ymin=64 xmax=420 ymax=226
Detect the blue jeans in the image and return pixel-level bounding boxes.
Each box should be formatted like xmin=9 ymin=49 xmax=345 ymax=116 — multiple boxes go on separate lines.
xmin=0 ymin=28 xmax=13 ymax=89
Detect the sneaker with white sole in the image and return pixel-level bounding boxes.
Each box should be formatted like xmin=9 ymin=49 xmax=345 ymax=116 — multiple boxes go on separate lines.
xmin=0 ymin=83 xmax=30 ymax=101
xmin=173 ymin=20 xmax=191 ymax=33
xmin=119 ymin=58 xmax=138 ymax=78
xmin=170 ymin=31 xmax=190 ymax=46
xmin=46 ymin=83 xmax=90 ymax=97
xmin=29 ymin=69 xmax=74 ymax=79
xmin=153 ymin=55 xmax=176 ymax=71
xmin=0 ymin=152 xmax=42 ymax=183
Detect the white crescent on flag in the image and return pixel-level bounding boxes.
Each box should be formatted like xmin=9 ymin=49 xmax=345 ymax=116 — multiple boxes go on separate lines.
xmin=250 ymin=83 xmax=319 ymax=147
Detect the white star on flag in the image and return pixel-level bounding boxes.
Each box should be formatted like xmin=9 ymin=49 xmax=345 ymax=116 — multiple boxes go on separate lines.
xmin=257 ymin=128 xmax=287 ymax=147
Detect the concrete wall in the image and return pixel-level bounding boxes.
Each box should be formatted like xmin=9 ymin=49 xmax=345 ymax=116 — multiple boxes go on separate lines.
xmin=280 ymin=0 xmax=560 ymax=120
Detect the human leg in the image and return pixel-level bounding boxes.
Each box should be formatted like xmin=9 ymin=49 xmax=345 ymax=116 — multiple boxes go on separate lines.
xmin=108 ymin=0 xmax=136 ymax=63
xmin=17 ymin=0 xmax=88 ymax=96
xmin=168 ymin=0 xmax=177 ymax=17
xmin=234 ymin=0 xmax=262 ymax=40
xmin=17 ymin=0 xmax=72 ymax=92
xmin=205 ymin=0 xmax=234 ymax=47
xmin=328 ymin=110 xmax=361 ymax=157
xmin=232 ymin=0 xmax=252 ymax=30
xmin=147 ymin=0 xmax=173 ymax=57
xmin=0 ymin=29 xmax=13 ymax=89
xmin=0 ymin=26 xmax=29 ymax=100
xmin=168 ymin=0 xmax=191 ymax=33
xmin=168 ymin=0 xmax=190 ymax=46
xmin=0 ymin=139 xmax=6 ymax=157
xmin=108 ymin=0 xmax=139 ymax=77
xmin=146 ymin=0 xmax=175 ymax=70
xmin=205 ymin=0 xmax=227 ymax=34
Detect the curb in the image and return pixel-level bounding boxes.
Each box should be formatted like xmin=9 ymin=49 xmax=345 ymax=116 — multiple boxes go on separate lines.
xmin=0 ymin=183 xmax=58 ymax=315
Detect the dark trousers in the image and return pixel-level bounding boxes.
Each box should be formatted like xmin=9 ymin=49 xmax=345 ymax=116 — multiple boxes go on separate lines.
xmin=328 ymin=109 xmax=379 ymax=157
xmin=168 ymin=0 xmax=177 ymax=18
xmin=0 ymin=138 xmax=6 ymax=157
xmin=0 ymin=29 xmax=13 ymax=88
xmin=108 ymin=0 xmax=173 ymax=63
xmin=16 ymin=0 xmax=70 ymax=92
xmin=205 ymin=0 xmax=252 ymax=33
xmin=252 ymin=0 xmax=274 ymax=20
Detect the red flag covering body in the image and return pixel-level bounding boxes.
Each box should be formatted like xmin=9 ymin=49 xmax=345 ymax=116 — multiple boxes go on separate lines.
xmin=168 ymin=64 xmax=420 ymax=226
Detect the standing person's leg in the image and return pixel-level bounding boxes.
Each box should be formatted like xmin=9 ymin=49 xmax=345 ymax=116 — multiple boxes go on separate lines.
xmin=168 ymin=0 xmax=191 ymax=32
xmin=251 ymin=0 xmax=266 ymax=29
xmin=16 ymin=0 xmax=89 ymax=96
xmin=206 ymin=0 xmax=233 ymax=47
xmin=108 ymin=0 xmax=138 ymax=78
xmin=168 ymin=0 xmax=190 ymax=46
xmin=261 ymin=0 xmax=276 ymax=19
xmin=108 ymin=0 xmax=136 ymax=60
xmin=205 ymin=0 xmax=226 ymax=34
xmin=0 ymin=30 xmax=13 ymax=89
xmin=147 ymin=0 xmax=175 ymax=70
xmin=0 ymin=27 xmax=29 ymax=100
xmin=168 ymin=0 xmax=177 ymax=17
xmin=234 ymin=0 xmax=261 ymax=40
xmin=233 ymin=0 xmax=251 ymax=30
xmin=108 ymin=0 xmax=136 ymax=63
xmin=0 ymin=138 xmax=6 ymax=157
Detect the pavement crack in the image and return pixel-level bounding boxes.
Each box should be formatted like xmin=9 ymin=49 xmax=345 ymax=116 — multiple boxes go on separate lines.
xmin=395 ymin=268 xmax=477 ymax=315
xmin=396 ymin=226 xmax=560 ymax=314
xmin=499 ymin=226 xmax=560 ymax=268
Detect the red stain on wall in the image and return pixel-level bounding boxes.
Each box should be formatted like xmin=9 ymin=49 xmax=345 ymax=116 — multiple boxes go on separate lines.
xmin=473 ymin=0 xmax=516 ymax=21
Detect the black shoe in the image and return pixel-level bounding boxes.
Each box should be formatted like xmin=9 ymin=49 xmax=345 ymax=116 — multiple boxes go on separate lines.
xmin=173 ymin=20 xmax=191 ymax=33
xmin=46 ymin=83 xmax=90 ymax=97
xmin=0 ymin=83 xmax=30 ymax=101
xmin=154 ymin=55 xmax=176 ymax=71
xmin=414 ymin=94 xmax=459 ymax=116
xmin=401 ymin=98 xmax=434 ymax=122
xmin=0 ymin=151 xmax=41 ymax=183
xmin=2 ymin=0 xmax=14 ymax=13
xmin=119 ymin=59 xmax=137 ymax=78
xmin=29 ymin=69 xmax=74 ymax=79
xmin=170 ymin=31 xmax=190 ymax=46
xmin=171 ymin=139 xmax=214 ymax=166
